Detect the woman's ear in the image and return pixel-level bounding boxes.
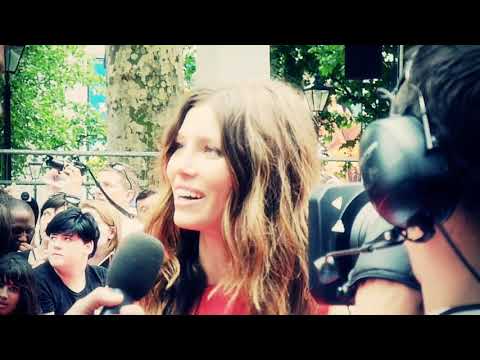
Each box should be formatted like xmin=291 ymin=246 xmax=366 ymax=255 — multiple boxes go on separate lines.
xmin=108 ymin=225 xmax=116 ymax=241
xmin=126 ymin=190 xmax=136 ymax=206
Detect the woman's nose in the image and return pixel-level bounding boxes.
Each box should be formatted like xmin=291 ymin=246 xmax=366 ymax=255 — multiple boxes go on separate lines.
xmin=0 ymin=286 xmax=8 ymax=299
xmin=176 ymin=150 xmax=198 ymax=177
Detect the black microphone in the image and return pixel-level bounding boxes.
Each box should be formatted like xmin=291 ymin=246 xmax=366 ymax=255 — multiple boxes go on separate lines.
xmin=313 ymin=228 xmax=406 ymax=285
xmin=100 ymin=232 xmax=165 ymax=315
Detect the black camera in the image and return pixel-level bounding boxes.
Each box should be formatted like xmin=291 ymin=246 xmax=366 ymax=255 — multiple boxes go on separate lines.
xmin=308 ymin=182 xmax=417 ymax=305
xmin=44 ymin=155 xmax=86 ymax=176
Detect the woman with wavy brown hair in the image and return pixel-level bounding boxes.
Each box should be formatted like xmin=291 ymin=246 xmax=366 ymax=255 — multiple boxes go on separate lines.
xmin=142 ymin=80 xmax=323 ymax=315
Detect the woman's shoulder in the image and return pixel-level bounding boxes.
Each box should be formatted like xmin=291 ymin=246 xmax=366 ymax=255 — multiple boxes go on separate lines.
xmin=308 ymin=296 xmax=330 ymax=315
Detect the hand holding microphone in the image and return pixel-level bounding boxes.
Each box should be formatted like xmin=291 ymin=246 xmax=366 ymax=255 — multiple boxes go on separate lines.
xmin=66 ymin=232 xmax=165 ymax=315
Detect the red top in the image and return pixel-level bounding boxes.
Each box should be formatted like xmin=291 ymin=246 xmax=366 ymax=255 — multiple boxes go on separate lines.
xmin=192 ymin=285 xmax=329 ymax=315
xmin=192 ymin=286 xmax=250 ymax=315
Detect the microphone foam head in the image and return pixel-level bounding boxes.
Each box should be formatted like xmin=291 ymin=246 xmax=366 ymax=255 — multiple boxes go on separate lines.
xmin=106 ymin=232 xmax=165 ymax=301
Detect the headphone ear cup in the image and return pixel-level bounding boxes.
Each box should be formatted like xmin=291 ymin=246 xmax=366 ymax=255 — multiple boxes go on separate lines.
xmin=359 ymin=115 xmax=459 ymax=228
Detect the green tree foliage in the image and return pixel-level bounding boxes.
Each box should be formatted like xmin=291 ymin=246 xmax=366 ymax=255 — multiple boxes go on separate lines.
xmin=6 ymin=45 xmax=105 ymax=177
xmin=271 ymin=45 xmax=399 ymax=138
xmin=184 ymin=46 xmax=197 ymax=88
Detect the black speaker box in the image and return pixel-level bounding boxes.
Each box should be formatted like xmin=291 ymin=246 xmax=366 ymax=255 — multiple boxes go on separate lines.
xmin=345 ymin=45 xmax=383 ymax=80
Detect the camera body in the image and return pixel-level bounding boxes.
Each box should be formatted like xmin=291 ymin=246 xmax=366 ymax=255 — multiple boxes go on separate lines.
xmin=44 ymin=155 xmax=86 ymax=176
xmin=308 ymin=182 xmax=397 ymax=305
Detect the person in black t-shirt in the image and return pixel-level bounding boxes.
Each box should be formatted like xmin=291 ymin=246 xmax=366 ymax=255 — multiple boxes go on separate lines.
xmin=33 ymin=207 xmax=107 ymax=315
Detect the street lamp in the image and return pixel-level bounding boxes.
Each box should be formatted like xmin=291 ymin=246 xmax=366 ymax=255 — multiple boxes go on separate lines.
xmin=28 ymin=161 xmax=43 ymax=181
xmin=28 ymin=160 xmax=43 ymax=200
xmin=2 ymin=45 xmax=26 ymax=181
xmin=5 ymin=46 xmax=25 ymax=73
xmin=303 ymin=74 xmax=332 ymax=114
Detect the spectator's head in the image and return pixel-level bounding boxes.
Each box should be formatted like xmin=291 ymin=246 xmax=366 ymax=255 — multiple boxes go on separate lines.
xmin=8 ymin=198 xmax=35 ymax=249
xmin=135 ymin=189 xmax=158 ymax=223
xmin=0 ymin=253 xmax=38 ymax=315
xmin=93 ymin=162 xmax=140 ymax=210
xmin=38 ymin=193 xmax=79 ymax=247
xmin=46 ymin=207 xmax=100 ymax=271
xmin=79 ymin=200 xmax=122 ymax=266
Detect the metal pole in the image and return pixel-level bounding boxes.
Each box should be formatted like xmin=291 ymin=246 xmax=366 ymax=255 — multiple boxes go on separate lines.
xmin=3 ymin=71 xmax=12 ymax=181
xmin=398 ymin=45 xmax=405 ymax=82
xmin=0 ymin=148 xmax=160 ymax=157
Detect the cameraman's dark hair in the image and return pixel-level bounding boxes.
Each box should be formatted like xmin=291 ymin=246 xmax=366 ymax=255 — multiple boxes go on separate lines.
xmin=46 ymin=207 xmax=100 ymax=258
xmin=135 ymin=189 xmax=157 ymax=206
xmin=391 ymin=45 xmax=480 ymax=214
xmin=0 ymin=253 xmax=39 ymax=315
xmin=0 ymin=204 xmax=14 ymax=257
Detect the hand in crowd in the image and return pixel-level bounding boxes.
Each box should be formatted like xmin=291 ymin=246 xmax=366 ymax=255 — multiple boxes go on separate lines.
xmin=4 ymin=183 xmax=23 ymax=199
xmin=18 ymin=242 xmax=34 ymax=252
xmin=44 ymin=164 xmax=84 ymax=197
xmin=65 ymin=287 xmax=145 ymax=315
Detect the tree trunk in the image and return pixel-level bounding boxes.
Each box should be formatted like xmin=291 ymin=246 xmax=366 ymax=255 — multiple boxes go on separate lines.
xmin=105 ymin=45 xmax=185 ymax=185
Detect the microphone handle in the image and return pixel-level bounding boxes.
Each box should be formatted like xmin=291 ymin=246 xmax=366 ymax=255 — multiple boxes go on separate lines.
xmin=100 ymin=292 xmax=135 ymax=315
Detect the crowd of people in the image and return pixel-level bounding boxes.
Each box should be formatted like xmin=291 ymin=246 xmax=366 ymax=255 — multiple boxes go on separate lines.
xmin=1 ymin=45 xmax=480 ymax=315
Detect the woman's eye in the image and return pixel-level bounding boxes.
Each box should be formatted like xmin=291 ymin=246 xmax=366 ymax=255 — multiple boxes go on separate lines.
xmin=172 ymin=141 xmax=184 ymax=151
xmin=8 ymin=286 xmax=20 ymax=293
xmin=204 ymin=146 xmax=222 ymax=156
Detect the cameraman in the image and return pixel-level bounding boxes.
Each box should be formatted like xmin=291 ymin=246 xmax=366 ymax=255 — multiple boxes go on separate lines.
xmin=365 ymin=46 xmax=480 ymax=315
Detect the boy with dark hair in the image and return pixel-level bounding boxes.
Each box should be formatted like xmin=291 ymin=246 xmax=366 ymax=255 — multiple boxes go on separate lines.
xmin=33 ymin=207 xmax=107 ymax=315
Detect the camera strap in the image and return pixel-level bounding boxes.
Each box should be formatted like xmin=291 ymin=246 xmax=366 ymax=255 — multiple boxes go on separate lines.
xmin=84 ymin=165 xmax=136 ymax=219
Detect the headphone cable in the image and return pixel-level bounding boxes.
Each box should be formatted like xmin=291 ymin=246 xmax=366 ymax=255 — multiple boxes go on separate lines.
xmin=436 ymin=223 xmax=480 ymax=283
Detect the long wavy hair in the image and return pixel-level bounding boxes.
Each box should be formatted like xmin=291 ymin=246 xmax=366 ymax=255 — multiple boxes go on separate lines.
xmin=142 ymin=80 xmax=320 ymax=314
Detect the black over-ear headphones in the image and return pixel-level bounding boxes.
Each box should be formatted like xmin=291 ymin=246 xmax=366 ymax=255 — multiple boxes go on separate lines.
xmin=359 ymin=56 xmax=460 ymax=237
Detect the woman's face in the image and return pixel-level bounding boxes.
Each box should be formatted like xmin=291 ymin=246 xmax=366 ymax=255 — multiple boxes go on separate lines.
xmin=167 ymin=104 xmax=233 ymax=233
xmin=0 ymin=280 xmax=20 ymax=315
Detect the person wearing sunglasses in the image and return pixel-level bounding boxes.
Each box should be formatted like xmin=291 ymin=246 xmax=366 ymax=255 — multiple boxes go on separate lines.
xmin=93 ymin=162 xmax=140 ymax=211
xmin=93 ymin=162 xmax=143 ymax=238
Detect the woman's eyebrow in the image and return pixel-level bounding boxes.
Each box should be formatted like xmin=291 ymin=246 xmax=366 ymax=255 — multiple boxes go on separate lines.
xmin=176 ymin=132 xmax=218 ymax=144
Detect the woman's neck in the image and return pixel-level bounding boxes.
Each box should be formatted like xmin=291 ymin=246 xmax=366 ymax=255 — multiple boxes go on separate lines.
xmin=198 ymin=230 xmax=230 ymax=286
